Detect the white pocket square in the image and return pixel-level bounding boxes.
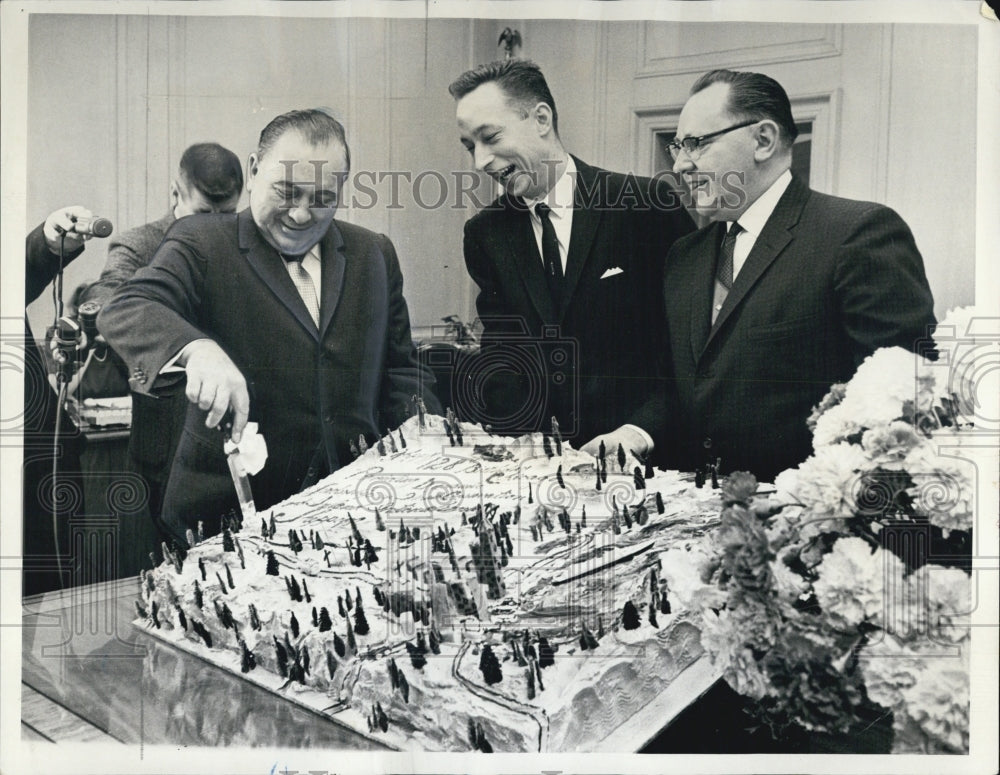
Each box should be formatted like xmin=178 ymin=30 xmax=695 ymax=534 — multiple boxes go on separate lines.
xmin=600 ymin=267 xmax=624 ymax=279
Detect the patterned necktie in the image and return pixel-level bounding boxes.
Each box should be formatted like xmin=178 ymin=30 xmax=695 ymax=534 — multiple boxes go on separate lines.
xmin=283 ymin=255 xmax=320 ymax=328
xmin=536 ymin=202 xmax=563 ymax=305
xmin=717 ymin=221 xmax=743 ymax=291
xmin=711 ymin=222 xmax=743 ymax=325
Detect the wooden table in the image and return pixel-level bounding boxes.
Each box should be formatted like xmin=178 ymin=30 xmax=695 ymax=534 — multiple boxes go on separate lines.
xmin=21 ymin=579 xmax=719 ymax=750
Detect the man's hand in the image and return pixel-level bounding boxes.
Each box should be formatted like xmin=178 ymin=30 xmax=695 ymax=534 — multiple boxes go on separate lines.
xmin=581 ymin=425 xmax=652 ymax=462
xmin=179 ymin=339 xmax=249 ymax=442
xmin=43 ymin=206 xmax=94 ymax=255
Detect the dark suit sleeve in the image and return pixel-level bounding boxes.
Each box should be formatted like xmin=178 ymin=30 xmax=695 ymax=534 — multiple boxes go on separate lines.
xmin=622 ymin=179 xmax=695 ymax=445
xmin=833 ymin=204 xmax=936 ymax=365
xmin=375 ymin=234 xmax=443 ymax=424
xmin=25 ymin=223 xmax=85 ymax=305
xmin=461 ymin=220 xmax=527 ymax=432
xmin=97 ymin=230 xmax=211 ymax=395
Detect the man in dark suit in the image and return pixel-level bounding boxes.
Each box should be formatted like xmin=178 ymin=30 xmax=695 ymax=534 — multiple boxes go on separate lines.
xmin=449 ymin=59 xmax=694 ymax=456
xmin=23 ymin=206 xmax=93 ymax=594
xmin=81 ymin=143 xmax=243 ymax=528
xmin=660 ymin=69 xmax=935 ymax=481
xmin=99 ymin=110 xmax=439 ymax=544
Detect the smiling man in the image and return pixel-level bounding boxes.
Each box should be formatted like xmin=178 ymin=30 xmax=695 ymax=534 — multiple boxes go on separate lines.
xmin=449 ymin=59 xmax=694 ymax=456
xmin=660 ymin=69 xmax=936 ymax=481
xmin=99 ymin=109 xmax=439 ymax=543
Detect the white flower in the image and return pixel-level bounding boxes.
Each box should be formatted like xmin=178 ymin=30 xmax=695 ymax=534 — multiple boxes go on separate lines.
xmin=860 ymin=421 xmax=924 ymax=468
xmin=774 ymin=443 xmax=870 ymax=536
xmin=899 ymin=565 xmax=972 ymax=644
xmin=859 ymin=634 xmax=969 ymax=753
xmin=813 ymin=537 xmax=904 ymax=627
xmin=813 ymin=348 xmax=926 ymax=447
xmin=903 ymin=445 xmax=974 ymax=535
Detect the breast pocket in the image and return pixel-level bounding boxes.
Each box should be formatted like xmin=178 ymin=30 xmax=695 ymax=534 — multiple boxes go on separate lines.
xmin=745 ymin=314 xmax=825 ymax=372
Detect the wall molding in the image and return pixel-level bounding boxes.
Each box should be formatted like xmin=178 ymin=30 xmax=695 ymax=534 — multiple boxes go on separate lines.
xmin=635 ymin=23 xmax=842 ymax=78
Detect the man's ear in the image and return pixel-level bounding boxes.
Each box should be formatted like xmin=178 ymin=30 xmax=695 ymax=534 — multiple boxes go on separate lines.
xmin=534 ymin=102 xmax=555 ymax=138
xmin=245 ymin=153 xmax=259 ymax=190
xmin=753 ymin=120 xmax=783 ymax=162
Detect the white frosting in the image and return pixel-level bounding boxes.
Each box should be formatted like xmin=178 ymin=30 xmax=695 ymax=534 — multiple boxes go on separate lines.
xmin=140 ymin=414 xmax=721 ymax=751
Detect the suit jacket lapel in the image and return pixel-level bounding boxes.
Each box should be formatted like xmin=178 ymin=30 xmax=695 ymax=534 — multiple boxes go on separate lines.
xmin=318 ymin=222 xmax=346 ymax=339
xmin=238 ymin=209 xmax=320 ymax=340
xmin=560 ymin=157 xmax=602 ymax=321
xmin=503 ymin=194 xmax=558 ymax=323
xmin=690 ymin=221 xmax=726 ymax=361
xmin=702 ymin=176 xmax=809 ymax=354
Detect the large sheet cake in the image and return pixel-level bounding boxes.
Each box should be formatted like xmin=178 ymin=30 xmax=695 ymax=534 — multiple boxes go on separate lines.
xmin=135 ymin=414 xmax=722 ymax=751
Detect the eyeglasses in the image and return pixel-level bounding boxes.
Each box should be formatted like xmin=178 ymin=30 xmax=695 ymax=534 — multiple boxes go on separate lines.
xmin=666 ymin=119 xmax=760 ymax=160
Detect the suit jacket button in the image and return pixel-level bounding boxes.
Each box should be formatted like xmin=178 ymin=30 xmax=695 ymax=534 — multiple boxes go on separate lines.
xmin=703 ymin=437 xmax=713 ymax=450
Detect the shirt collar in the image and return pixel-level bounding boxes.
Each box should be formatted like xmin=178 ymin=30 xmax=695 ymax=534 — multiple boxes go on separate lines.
xmin=526 ymin=155 xmax=576 ymax=219
xmin=733 ymin=169 xmax=792 ymax=237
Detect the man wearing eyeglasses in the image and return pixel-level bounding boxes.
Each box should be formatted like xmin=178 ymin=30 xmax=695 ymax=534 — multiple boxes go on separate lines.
xmin=657 ymin=69 xmax=935 ymax=481
xmin=99 ymin=109 xmax=439 ymax=545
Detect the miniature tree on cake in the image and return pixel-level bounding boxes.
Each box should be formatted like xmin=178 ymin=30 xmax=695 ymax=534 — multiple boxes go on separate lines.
xmin=354 ymin=598 xmax=370 ymax=635
xmin=289 ymin=611 xmax=300 ymax=638
xmin=398 ymin=670 xmax=410 ymax=703
xmin=346 ymin=620 xmax=357 ymax=654
xmin=622 ymin=600 xmax=641 ymax=630
xmin=265 ymin=550 xmax=280 ymax=576
xmin=326 ymin=650 xmax=337 ymax=678
xmin=333 ymin=632 xmax=346 ymax=658
xmin=537 ymin=636 xmax=555 ymax=668
xmin=222 ymin=528 xmax=235 ymax=552
xmin=617 ymin=443 xmax=626 ymax=472
xmin=479 ymin=644 xmax=503 ymax=685
xmin=318 ymin=607 xmax=333 ymax=632
xmin=374 ymin=509 xmax=385 ymax=531
xmin=406 ymin=638 xmax=427 ymax=670
xmin=239 ymin=638 xmax=256 ymax=673
xmin=633 ymin=466 xmax=645 ymax=491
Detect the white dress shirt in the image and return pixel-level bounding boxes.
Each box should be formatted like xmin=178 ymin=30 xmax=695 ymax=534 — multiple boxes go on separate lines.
xmin=525 ymin=155 xmax=576 ymax=274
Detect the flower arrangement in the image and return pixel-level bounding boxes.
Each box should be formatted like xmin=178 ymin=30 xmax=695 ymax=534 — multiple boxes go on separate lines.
xmin=691 ymin=308 xmax=987 ymax=753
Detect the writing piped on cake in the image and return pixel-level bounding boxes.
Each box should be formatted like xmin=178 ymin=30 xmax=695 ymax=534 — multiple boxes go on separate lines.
xmin=223 ymin=421 xmax=268 ymax=475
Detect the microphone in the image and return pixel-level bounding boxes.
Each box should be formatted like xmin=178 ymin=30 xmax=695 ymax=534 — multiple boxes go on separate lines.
xmin=69 ymin=215 xmax=114 ymax=238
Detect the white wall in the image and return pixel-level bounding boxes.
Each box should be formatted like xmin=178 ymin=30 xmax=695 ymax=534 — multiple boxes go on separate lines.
xmin=26 ymin=17 xmax=976 ymax=340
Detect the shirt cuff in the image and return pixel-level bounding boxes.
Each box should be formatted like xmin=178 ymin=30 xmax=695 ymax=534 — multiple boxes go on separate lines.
xmin=160 ymin=338 xmax=209 ymax=374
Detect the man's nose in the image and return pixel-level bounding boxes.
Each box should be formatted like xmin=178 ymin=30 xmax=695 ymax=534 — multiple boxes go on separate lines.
xmin=473 ymin=145 xmax=493 ymax=171
xmin=672 ymin=150 xmax=695 ymax=175
xmin=287 ymin=194 xmax=314 ymax=223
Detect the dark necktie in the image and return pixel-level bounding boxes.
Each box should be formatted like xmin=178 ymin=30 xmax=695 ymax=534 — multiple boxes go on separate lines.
xmin=536 ymin=203 xmax=563 ymax=304
xmin=712 ymin=222 xmax=743 ymax=324
xmin=282 ymin=253 xmax=320 ymax=327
